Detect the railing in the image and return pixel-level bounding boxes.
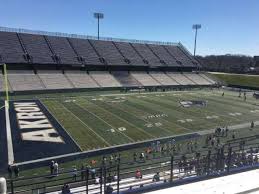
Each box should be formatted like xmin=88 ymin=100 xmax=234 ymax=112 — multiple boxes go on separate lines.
xmin=6 ymin=138 xmax=259 ymax=194
xmin=0 ymin=26 xmax=179 ymax=46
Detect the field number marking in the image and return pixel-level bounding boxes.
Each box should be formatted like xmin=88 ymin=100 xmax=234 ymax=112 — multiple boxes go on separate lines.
xmin=107 ymin=127 xmax=127 ymax=133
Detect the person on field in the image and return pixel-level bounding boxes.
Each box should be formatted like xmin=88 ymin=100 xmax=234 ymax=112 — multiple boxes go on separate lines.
xmin=50 ymin=160 xmax=55 ymax=175
xmin=54 ymin=161 xmax=59 ymax=176
xmin=251 ymin=121 xmax=255 ymax=129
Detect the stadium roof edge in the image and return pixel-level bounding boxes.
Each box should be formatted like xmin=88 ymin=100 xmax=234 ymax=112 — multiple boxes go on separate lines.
xmin=0 ymin=26 xmax=179 ymax=46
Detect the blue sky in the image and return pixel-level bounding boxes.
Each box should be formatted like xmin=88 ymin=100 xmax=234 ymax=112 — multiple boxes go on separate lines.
xmin=0 ymin=0 xmax=258 ymax=56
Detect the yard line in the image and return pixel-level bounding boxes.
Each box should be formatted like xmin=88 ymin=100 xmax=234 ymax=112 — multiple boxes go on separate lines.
xmin=105 ymin=100 xmax=177 ymax=136
xmin=74 ymin=100 xmax=135 ymax=142
xmin=59 ymin=102 xmax=111 ymax=147
xmin=40 ymin=100 xmax=83 ymax=152
xmin=90 ymin=99 xmax=156 ymax=139
xmin=126 ymin=96 xmax=194 ymax=132
xmin=0 ymin=105 xmax=4 ymax=110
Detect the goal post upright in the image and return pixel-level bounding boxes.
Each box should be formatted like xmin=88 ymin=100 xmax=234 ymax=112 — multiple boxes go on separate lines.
xmin=3 ymin=63 xmax=9 ymax=109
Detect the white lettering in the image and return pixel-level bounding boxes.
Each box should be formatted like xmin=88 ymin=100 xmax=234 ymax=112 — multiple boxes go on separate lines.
xmin=21 ymin=128 xmax=64 ymax=143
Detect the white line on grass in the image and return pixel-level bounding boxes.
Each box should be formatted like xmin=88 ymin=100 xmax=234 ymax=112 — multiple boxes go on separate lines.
xmin=74 ymin=100 xmax=135 ymax=142
xmin=89 ymin=99 xmax=156 ymax=139
xmin=59 ymin=102 xmax=111 ymax=147
xmin=5 ymin=101 xmax=14 ymax=165
xmin=39 ymin=100 xmax=83 ymax=152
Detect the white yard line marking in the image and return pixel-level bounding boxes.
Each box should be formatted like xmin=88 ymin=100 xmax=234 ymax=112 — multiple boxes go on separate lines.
xmin=5 ymin=101 xmax=14 ymax=165
xmin=39 ymin=100 xmax=83 ymax=152
xmin=75 ymin=101 xmax=135 ymax=142
xmin=59 ymin=102 xmax=111 ymax=147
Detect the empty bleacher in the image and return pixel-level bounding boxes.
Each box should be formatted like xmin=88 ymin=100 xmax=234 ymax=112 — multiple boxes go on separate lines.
xmin=8 ymin=70 xmax=45 ymax=91
xmin=19 ymin=34 xmax=54 ymax=64
xmin=184 ymin=73 xmax=212 ymax=85
xmin=0 ymin=31 xmax=26 ymax=63
xmin=46 ymin=36 xmax=80 ymax=65
xmin=200 ymin=73 xmax=216 ymax=84
xmin=166 ymin=72 xmax=195 ymax=85
xmin=112 ymin=71 xmax=141 ymax=87
xmin=38 ymin=70 xmax=73 ymax=89
xmin=89 ymin=71 xmax=121 ymax=87
xmin=113 ymin=42 xmax=147 ymax=66
xmin=150 ymin=72 xmax=179 ymax=86
xmin=65 ymin=71 xmax=100 ymax=88
xmin=131 ymin=72 xmax=160 ymax=86
xmin=148 ymin=45 xmax=180 ymax=67
xmin=68 ymin=38 xmax=102 ymax=65
xmin=89 ymin=40 xmax=125 ymax=66
xmin=164 ymin=45 xmax=194 ymax=67
xmin=131 ymin=43 xmax=162 ymax=66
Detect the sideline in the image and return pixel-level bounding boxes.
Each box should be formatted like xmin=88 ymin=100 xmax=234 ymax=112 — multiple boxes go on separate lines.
xmin=5 ymin=101 xmax=14 ymax=165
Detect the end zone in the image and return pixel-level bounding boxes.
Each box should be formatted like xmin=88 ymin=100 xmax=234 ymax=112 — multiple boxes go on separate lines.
xmin=4 ymin=100 xmax=81 ymax=163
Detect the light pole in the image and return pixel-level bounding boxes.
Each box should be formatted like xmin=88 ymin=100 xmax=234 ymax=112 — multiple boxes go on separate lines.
xmin=192 ymin=24 xmax=201 ymax=56
xmin=94 ymin=12 xmax=104 ymax=40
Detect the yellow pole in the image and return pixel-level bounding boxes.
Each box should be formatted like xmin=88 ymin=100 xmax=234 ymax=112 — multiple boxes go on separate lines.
xmin=3 ymin=63 xmax=9 ymax=109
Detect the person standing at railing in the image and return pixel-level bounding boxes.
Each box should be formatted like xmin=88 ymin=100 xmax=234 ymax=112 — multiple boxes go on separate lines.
xmin=53 ymin=161 xmax=59 ymax=176
xmin=135 ymin=169 xmax=142 ymax=179
xmin=50 ymin=161 xmax=54 ymax=175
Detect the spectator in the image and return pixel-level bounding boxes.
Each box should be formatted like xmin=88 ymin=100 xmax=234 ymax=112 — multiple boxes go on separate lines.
xmin=80 ymin=165 xmax=85 ymax=180
xmin=152 ymin=172 xmax=160 ymax=182
xmin=50 ymin=160 xmax=54 ymax=175
xmin=14 ymin=165 xmax=19 ymax=178
xmin=54 ymin=161 xmax=59 ymax=176
xmin=61 ymin=184 xmax=71 ymax=194
xmin=135 ymin=169 xmax=142 ymax=179
xmin=72 ymin=167 xmax=77 ymax=181
xmin=105 ymin=185 xmax=113 ymax=194
xmin=7 ymin=165 xmax=12 ymax=178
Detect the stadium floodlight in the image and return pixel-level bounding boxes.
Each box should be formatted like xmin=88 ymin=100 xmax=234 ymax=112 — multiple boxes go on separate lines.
xmin=192 ymin=24 xmax=202 ymax=56
xmin=93 ymin=12 xmax=104 ymax=40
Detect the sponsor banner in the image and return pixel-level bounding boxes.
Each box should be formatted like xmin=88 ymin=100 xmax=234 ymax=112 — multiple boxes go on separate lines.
xmin=9 ymin=100 xmax=81 ymax=163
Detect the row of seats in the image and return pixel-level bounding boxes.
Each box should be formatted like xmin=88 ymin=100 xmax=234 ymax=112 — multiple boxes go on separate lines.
xmin=0 ymin=31 xmax=198 ymax=67
xmin=0 ymin=71 xmax=216 ymax=92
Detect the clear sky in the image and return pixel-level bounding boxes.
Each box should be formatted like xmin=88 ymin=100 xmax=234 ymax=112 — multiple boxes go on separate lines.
xmin=0 ymin=0 xmax=258 ymax=56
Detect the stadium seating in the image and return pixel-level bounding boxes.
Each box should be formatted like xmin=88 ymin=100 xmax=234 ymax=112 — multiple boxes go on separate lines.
xmin=89 ymin=71 xmax=121 ymax=87
xmin=148 ymin=45 xmax=180 ymax=67
xmin=164 ymin=45 xmax=195 ymax=67
xmin=38 ymin=70 xmax=74 ymax=89
xmin=131 ymin=43 xmax=162 ymax=66
xmin=113 ymin=42 xmax=147 ymax=66
xmin=8 ymin=70 xmax=46 ymax=91
xmin=200 ymin=73 xmax=217 ymax=84
xmin=184 ymin=73 xmax=212 ymax=85
xmin=149 ymin=72 xmax=179 ymax=86
xmin=0 ymin=31 xmax=27 ymax=63
xmin=65 ymin=71 xmax=100 ymax=88
xmin=131 ymin=72 xmax=160 ymax=86
xmin=19 ymin=34 xmax=54 ymax=64
xmin=112 ymin=71 xmax=142 ymax=87
xmin=166 ymin=72 xmax=195 ymax=85
xmin=89 ymin=40 xmax=126 ymax=66
xmin=46 ymin=36 xmax=80 ymax=65
xmin=68 ymin=38 xmax=103 ymax=65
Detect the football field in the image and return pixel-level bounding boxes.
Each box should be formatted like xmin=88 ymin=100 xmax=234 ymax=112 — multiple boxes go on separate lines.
xmin=40 ymin=89 xmax=259 ymax=151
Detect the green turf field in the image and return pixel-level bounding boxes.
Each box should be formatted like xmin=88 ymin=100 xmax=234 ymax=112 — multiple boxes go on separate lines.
xmin=210 ymin=72 xmax=259 ymax=88
xmin=40 ymin=89 xmax=259 ymax=151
